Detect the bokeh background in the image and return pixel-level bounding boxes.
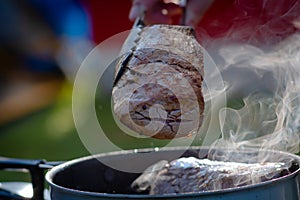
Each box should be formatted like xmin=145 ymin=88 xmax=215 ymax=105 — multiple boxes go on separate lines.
xmin=0 ymin=0 xmax=133 ymax=182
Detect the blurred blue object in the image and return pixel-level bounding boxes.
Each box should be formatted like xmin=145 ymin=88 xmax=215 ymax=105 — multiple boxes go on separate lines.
xmin=0 ymin=0 xmax=92 ymax=73
xmin=29 ymin=0 xmax=92 ymax=38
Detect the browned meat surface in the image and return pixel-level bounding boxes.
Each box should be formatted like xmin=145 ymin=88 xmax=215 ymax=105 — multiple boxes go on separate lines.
xmin=112 ymin=25 xmax=204 ymax=139
xmin=132 ymin=157 xmax=289 ymax=194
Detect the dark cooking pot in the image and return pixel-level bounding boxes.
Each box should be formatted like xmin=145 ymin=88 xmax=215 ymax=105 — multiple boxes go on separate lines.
xmin=46 ymin=147 xmax=300 ymax=200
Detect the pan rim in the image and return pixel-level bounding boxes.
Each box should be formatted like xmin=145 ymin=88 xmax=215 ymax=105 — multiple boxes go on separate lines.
xmin=46 ymin=146 xmax=300 ymax=198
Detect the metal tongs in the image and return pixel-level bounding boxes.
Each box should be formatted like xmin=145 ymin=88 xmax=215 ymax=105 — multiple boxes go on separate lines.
xmin=134 ymin=0 xmax=187 ymax=27
xmin=113 ymin=0 xmax=188 ymax=87
xmin=129 ymin=0 xmax=188 ymax=49
xmin=179 ymin=0 xmax=187 ymax=25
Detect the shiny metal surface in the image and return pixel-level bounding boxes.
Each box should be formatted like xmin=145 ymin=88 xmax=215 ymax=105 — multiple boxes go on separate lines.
xmin=46 ymin=147 xmax=300 ymax=200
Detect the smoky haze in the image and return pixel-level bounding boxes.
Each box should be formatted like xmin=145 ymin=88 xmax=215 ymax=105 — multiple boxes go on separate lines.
xmin=204 ymin=32 xmax=300 ymax=163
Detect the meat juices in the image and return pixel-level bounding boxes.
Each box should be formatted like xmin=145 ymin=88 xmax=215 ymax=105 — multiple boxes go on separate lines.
xmin=112 ymin=25 xmax=204 ymax=139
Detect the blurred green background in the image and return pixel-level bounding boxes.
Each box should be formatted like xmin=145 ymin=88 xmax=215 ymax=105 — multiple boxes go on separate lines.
xmin=0 ymin=0 xmax=134 ymax=183
xmin=0 ymin=83 xmax=88 ymax=161
xmin=0 ymin=82 xmax=89 ymax=182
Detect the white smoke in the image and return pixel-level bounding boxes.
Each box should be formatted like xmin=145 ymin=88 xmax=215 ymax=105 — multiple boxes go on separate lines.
xmin=206 ymin=32 xmax=300 ymax=162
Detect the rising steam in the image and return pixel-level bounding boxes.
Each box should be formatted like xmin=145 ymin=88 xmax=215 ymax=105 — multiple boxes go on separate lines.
xmin=207 ymin=32 xmax=300 ymax=163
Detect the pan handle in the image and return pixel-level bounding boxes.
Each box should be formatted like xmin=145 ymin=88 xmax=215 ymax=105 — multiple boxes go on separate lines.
xmin=0 ymin=157 xmax=62 ymax=200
